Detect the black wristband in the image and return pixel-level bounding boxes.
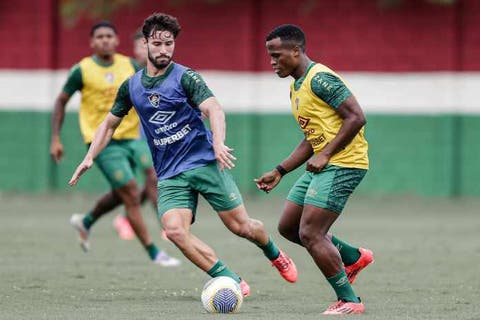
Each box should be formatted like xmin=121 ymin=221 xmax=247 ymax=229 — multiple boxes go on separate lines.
xmin=275 ymin=165 xmax=288 ymax=176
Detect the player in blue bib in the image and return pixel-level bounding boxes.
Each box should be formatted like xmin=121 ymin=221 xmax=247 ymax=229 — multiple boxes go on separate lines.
xmin=69 ymin=13 xmax=298 ymax=296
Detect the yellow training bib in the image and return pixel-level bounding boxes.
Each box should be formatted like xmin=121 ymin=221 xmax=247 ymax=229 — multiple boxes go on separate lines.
xmin=290 ymin=63 xmax=369 ymax=169
xmin=78 ymin=54 xmax=139 ymax=143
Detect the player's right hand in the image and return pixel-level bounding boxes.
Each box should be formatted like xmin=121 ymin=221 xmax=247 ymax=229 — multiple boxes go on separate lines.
xmin=69 ymin=158 xmax=93 ymax=186
xmin=254 ymin=170 xmax=282 ymax=193
xmin=50 ymin=139 xmax=64 ymax=163
xmin=213 ymin=142 xmax=237 ymax=171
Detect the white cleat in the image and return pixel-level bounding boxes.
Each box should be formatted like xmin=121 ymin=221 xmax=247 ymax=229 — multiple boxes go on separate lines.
xmin=153 ymin=251 xmax=181 ymax=267
xmin=70 ymin=213 xmax=90 ymax=252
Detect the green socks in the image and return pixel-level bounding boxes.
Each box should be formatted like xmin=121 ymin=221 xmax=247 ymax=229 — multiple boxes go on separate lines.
xmin=331 ymin=235 xmax=361 ymax=266
xmin=207 ymin=260 xmax=241 ymax=283
xmin=145 ymin=243 xmax=159 ymax=260
xmin=82 ymin=213 xmax=96 ymax=230
xmin=327 ymin=270 xmax=360 ymax=303
xmin=257 ymin=238 xmax=281 ymax=260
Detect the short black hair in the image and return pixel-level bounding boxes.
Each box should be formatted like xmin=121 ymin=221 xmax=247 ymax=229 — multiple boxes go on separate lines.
xmin=142 ymin=13 xmax=181 ymax=39
xmin=90 ymin=21 xmax=117 ymax=37
xmin=266 ymin=24 xmax=306 ymax=52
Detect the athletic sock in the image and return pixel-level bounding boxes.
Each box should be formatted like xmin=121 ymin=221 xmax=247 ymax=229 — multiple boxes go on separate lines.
xmin=331 ymin=235 xmax=361 ymax=266
xmin=145 ymin=243 xmax=159 ymax=260
xmin=257 ymin=237 xmax=281 ymax=260
xmin=207 ymin=260 xmax=241 ymax=283
xmin=82 ymin=213 xmax=96 ymax=230
xmin=326 ymin=270 xmax=360 ymax=303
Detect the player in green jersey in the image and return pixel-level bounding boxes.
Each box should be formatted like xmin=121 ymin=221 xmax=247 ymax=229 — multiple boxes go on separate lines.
xmin=69 ymin=13 xmax=299 ymax=298
xmin=255 ymin=24 xmax=373 ymax=315
xmin=50 ymin=21 xmax=179 ymax=266
xmin=111 ymin=29 xmax=161 ymax=240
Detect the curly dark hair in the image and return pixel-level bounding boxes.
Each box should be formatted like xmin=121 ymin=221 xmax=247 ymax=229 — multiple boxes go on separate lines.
xmin=142 ymin=13 xmax=181 ymax=39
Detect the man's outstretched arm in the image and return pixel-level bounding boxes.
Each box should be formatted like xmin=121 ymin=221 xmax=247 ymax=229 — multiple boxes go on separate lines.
xmin=69 ymin=113 xmax=123 ymax=186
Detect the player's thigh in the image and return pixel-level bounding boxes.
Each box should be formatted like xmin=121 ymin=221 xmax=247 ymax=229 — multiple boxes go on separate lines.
xmin=157 ymin=174 xmax=199 ymax=223
xmin=130 ymin=138 xmax=154 ymax=171
xmin=279 ymin=200 xmax=304 ymax=235
xmin=188 ymin=161 xmax=244 ymax=213
xmin=300 ymin=204 xmax=340 ymax=237
xmin=162 ymin=208 xmax=194 ymax=234
xmin=94 ymin=141 xmax=136 ymax=190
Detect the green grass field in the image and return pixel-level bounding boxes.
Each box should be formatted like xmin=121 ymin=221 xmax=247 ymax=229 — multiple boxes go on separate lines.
xmin=1 ymin=193 xmax=479 ymax=319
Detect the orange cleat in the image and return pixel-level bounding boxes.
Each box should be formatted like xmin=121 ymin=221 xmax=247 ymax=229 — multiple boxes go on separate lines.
xmin=322 ymin=299 xmax=364 ymax=315
xmin=113 ymin=215 xmax=134 ymax=240
xmin=344 ymin=248 xmax=374 ymax=284
xmin=271 ymin=251 xmax=298 ymax=283
xmin=239 ymin=280 xmax=251 ymax=297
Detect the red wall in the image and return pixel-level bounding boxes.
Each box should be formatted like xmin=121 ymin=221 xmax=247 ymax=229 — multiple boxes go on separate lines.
xmin=0 ymin=0 xmax=478 ymax=71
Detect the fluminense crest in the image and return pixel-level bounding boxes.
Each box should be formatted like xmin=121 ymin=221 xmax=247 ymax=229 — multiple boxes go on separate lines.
xmin=148 ymin=93 xmax=161 ymax=107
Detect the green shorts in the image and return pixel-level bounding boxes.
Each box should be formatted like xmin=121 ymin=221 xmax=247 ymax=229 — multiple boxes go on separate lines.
xmin=93 ymin=139 xmax=152 ymax=190
xmin=131 ymin=139 xmax=154 ymax=171
xmin=287 ymin=165 xmax=367 ymax=214
xmin=157 ymin=161 xmax=243 ymax=222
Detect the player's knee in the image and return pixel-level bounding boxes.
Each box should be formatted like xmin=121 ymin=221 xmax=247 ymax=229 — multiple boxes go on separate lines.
xmin=299 ymin=228 xmax=318 ymax=249
xmin=123 ymin=194 xmax=141 ymax=207
xmin=118 ymin=186 xmax=141 ymax=207
xmin=164 ymin=226 xmax=187 ymax=245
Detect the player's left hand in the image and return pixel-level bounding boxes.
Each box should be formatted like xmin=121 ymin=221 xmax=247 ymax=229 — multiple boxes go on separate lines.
xmin=69 ymin=158 xmax=93 ymax=186
xmin=306 ymin=153 xmax=329 ymax=173
xmin=213 ymin=142 xmax=237 ymax=171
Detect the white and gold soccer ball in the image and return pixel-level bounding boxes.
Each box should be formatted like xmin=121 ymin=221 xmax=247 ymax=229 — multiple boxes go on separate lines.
xmin=201 ymin=276 xmax=243 ymax=314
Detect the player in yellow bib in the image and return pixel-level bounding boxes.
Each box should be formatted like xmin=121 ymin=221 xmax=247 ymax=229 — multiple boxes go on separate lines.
xmin=50 ymin=21 xmax=179 ymax=266
xmin=255 ymin=25 xmax=373 ymax=315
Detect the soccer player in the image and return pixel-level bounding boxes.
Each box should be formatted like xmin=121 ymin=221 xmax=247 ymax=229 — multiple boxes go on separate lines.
xmin=255 ymin=25 xmax=374 ymax=315
xmin=69 ymin=13 xmax=298 ymax=297
xmin=50 ymin=21 xmax=180 ymax=267
xmin=112 ymin=30 xmax=158 ymax=240
xmin=133 ymin=30 xmax=148 ymax=67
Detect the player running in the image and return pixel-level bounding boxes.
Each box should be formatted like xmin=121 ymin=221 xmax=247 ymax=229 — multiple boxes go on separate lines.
xmin=69 ymin=13 xmax=298 ymax=297
xmin=50 ymin=21 xmax=180 ymax=266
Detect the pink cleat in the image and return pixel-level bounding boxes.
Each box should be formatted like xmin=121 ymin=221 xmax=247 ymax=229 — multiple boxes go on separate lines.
xmin=271 ymin=251 xmax=298 ymax=283
xmin=113 ymin=215 xmax=134 ymax=240
xmin=344 ymin=248 xmax=374 ymax=284
xmin=322 ymin=299 xmax=365 ymax=315
xmin=239 ymin=280 xmax=251 ymax=297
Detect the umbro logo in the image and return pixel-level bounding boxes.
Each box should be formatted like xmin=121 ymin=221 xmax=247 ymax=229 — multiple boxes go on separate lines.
xmin=149 ymin=111 xmax=176 ymax=125
xmin=298 ymin=116 xmax=310 ymax=129
xmin=335 ymin=275 xmax=349 ymax=286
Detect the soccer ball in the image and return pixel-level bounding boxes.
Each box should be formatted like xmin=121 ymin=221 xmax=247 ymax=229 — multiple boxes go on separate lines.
xmin=201 ymin=276 xmax=243 ymax=313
